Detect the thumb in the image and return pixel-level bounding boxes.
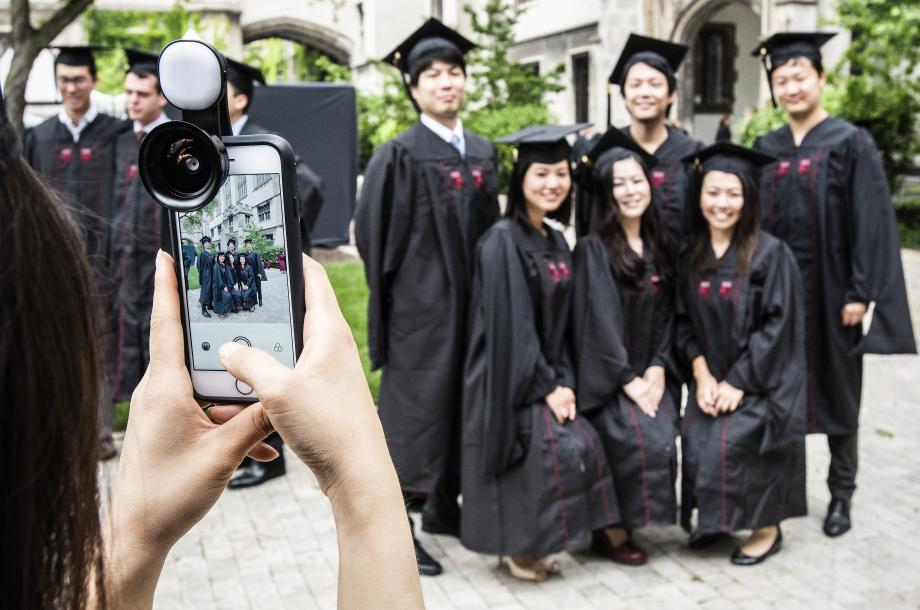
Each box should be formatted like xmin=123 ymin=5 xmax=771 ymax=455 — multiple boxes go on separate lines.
xmin=219 ymin=342 xmax=288 ymax=397
xmin=214 ymin=401 xmax=276 ymax=459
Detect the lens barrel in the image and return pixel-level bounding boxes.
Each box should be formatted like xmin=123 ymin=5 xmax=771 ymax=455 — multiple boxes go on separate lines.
xmin=139 ymin=121 xmax=229 ymax=212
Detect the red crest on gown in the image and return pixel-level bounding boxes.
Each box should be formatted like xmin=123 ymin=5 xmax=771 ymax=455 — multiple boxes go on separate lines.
xmin=450 ymin=169 xmax=463 ymax=189
xmin=471 ymin=168 xmax=484 ymax=188
xmin=59 ymin=148 xmax=73 ymax=162
xmin=558 ymin=261 xmax=570 ymax=280
xmin=797 ymin=158 xmax=812 ymax=174
xmin=719 ymin=280 xmax=733 ymax=298
xmin=547 ymin=261 xmax=560 ymax=282
xmin=128 ymin=164 xmax=138 ymax=178
xmin=651 ymin=170 xmax=666 ymax=187
xmin=80 ymin=147 xmax=92 ymax=162
xmin=778 ymin=160 xmax=791 ymax=176
xmin=650 ymin=274 xmax=663 ymax=294
xmin=698 ymin=281 xmax=711 ymax=298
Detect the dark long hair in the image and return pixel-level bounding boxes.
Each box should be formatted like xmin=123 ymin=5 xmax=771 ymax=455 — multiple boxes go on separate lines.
xmin=687 ymin=168 xmax=761 ymax=275
xmin=593 ymin=151 xmax=673 ymax=284
xmin=0 ymin=159 xmax=105 ymax=609
xmin=505 ymin=159 xmax=573 ymax=230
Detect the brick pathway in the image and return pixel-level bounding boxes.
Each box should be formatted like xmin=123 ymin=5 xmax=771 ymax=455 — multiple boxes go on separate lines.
xmin=132 ymin=250 xmax=920 ymax=609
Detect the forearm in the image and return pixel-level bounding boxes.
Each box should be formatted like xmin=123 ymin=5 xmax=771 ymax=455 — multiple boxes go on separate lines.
xmin=330 ymin=459 xmax=423 ymax=609
xmin=691 ymin=355 xmax=711 ymax=381
xmin=102 ymin=519 xmax=169 ymax=610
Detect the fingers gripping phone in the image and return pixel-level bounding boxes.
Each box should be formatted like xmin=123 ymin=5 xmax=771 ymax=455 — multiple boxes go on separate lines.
xmin=139 ymin=40 xmax=304 ymax=402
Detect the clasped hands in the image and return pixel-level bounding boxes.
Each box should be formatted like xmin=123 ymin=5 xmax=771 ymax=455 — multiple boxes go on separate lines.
xmin=692 ymin=356 xmax=743 ymax=416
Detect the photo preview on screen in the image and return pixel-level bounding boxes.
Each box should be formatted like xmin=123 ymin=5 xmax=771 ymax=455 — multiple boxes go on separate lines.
xmin=180 ymin=172 xmax=295 ymax=371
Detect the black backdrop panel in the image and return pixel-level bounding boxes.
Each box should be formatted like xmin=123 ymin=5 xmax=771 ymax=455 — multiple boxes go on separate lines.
xmin=248 ymin=84 xmax=357 ymax=246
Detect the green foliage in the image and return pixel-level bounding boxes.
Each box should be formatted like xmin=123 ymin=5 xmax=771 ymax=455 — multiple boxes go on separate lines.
xmin=243 ymin=39 xmax=351 ymax=84
xmin=465 ymin=103 xmax=554 ymax=186
xmin=831 ymin=0 xmax=920 ymax=186
xmin=84 ymin=3 xmax=201 ymax=95
xmin=738 ymin=104 xmax=788 ymax=147
xmin=463 ymin=0 xmax=565 ymax=108
xmin=323 ymin=260 xmax=381 ymax=401
xmin=356 ymin=68 xmax=416 ymax=167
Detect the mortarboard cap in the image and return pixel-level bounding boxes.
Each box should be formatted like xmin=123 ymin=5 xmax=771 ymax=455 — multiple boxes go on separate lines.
xmin=200 ymin=236 xmax=212 ymax=244
xmin=683 ymin=142 xmax=776 ymax=177
xmin=51 ymin=46 xmax=103 ymax=72
xmin=751 ymin=32 xmax=836 ymax=106
xmin=0 ymin=82 xmax=22 ymax=177
xmin=751 ymin=32 xmax=836 ymax=67
xmin=227 ymin=238 xmax=237 ymax=246
xmin=125 ymin=48 xmax=160 ymax=75
xmin=609 ymin=34 xmax=688 ymax=89
xmin=496 ymin=124 xmax=590 ymax=165
xmin=225 ymin=57 xmax=266 ymax=89
xmin=383 ymin=17 xmax=475 ymax=77
xmin=581 ymin=127 xmax=657 ymax=169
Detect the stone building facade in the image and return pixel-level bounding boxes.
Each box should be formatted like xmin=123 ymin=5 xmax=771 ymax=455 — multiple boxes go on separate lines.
xmin=2 ymin=0 xmax=849 ymax=141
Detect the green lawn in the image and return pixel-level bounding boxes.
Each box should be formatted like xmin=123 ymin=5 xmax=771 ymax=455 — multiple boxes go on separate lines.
xmin=895 ymin=184 xmax=920 ymax=250
xmin=324 ymin=260 xmax=381 ymax=402
xmin=113 ymin=258 xmax=377 ymax=432
xmin=187 ymin=265 xmax=200 ymax=290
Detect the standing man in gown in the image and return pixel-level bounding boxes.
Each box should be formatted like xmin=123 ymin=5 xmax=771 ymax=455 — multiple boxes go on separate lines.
xmin=752 ymin=32 xmax=917 ymax=537
xmin=23 ymin=46 xmax=128 ymax=460
xmin=576 ymin=34 xmax=704 ymax=253
xmin=110 ymin=49 xmax=171 ymax=405
xmin=355 ymin=18 xmax=501 ymax=576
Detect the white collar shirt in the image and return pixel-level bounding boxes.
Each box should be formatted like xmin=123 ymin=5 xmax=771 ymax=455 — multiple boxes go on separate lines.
xmin=420 ymin=113 xmax=465 ymax=158
xmin=58 ymin=106 xmax=98 ymax=143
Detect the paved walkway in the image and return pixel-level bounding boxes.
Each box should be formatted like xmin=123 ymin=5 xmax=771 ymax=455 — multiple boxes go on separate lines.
xmin=121 ymin=251 xmax=920 ymax=609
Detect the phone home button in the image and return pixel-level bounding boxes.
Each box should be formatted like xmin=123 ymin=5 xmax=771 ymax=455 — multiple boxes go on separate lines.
xmin=235 ymin=379 xmax=254 ymax=395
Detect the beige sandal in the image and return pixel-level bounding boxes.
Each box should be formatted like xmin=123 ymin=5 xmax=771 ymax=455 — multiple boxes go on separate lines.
xmin=501 ymin=555 xmax=548 ymax=582
xmin=541 ymin=556 xmax=562 ymax=575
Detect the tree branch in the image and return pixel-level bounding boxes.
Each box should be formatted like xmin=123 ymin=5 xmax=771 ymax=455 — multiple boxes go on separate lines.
xmin=35 ymin=0 xmax=96 ymax=46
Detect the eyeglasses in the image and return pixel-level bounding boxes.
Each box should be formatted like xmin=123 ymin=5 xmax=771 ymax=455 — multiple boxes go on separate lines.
xmin=56 ymin=76 xmax=91 ymax=88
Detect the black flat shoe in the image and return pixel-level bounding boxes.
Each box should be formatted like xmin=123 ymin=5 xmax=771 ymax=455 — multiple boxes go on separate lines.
xmin=408 ymin=517 xmax=443 ymax=576
xmin=688 ymin=531 xmax=731 ymax=550
xmin=823 ymin=498 xmax=851 ymax=537
xmin=228 ymin=459 xmax=285 ymax=489
xmin=731 ymin=527 xmax=782 ymax=566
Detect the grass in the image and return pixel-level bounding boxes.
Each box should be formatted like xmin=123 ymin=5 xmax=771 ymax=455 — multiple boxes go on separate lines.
xmin=324 ymin=260 xmax=381 ymax=401
xmin=895 ymin=181 xmax=920 ymax=250
xmin=112 ymin=258 xmax=378 ymax=432
xmin=187 ymin=265 xmax=200 ymax=290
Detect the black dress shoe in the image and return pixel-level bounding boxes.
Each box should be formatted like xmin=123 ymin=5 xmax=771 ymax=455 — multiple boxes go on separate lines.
xmin=202 ymin=307 xmax=211 ymax=318
xmin=731 ymin=527 xmax=782 ymax=566
xmin=414 ymin=536 xmax=443 ymax=576
xmin=823 ymin=498 xmax=851 ymax=537
xmin=228 ymin=460 xmax=285 ymax=489
xmin=688 ymin=531 xmax=731 ymax=550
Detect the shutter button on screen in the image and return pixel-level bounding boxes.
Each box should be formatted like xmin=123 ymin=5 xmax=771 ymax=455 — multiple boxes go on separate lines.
xmin=235 ymin=379 xmax=254 ymax=395
xmin=232 ymin=336 xmax=251 ymax=347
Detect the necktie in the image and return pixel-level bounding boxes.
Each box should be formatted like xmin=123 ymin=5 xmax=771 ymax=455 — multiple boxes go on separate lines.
xmin=450 ymin=133 xmax=464 ymax=159
xmin=136 ymin=130 xmax=146 ymax=146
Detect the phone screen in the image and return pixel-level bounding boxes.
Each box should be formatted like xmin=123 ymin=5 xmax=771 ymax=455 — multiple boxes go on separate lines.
xmin=178 ymin=172 xmax=296 ymax=371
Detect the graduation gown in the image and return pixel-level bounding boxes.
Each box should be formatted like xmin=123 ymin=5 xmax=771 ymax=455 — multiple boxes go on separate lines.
xmin=574 ymin=127 xmax=703 ymax=253
xmin=23 ymin=113 xmax=126 ymax=262
xmin=237 ymin=265 xmax=257 ymax=309
xmin=245 ymin=249 xmax=267 ymax=299
xmin=755 ymin=116 xmax=917 ymax=436
xmin=572 ymin=235 xmax=680 ymax=528
xmin=675 ymin=234 xmax=808 ymax=534
xmin=197 ymin=249 xmax=214 ymax=307
xmin=461 ymin=220 xmax=617 ymax=556
xmin=241 ymin=121 xmax=325 ymax=253
xmin=355 ymin=122 xmax=500 ymax=494
xmin=110 ymin=128 xmax=171 ymax=401
xmin=211 ymin=262 xmax=234 ymax=315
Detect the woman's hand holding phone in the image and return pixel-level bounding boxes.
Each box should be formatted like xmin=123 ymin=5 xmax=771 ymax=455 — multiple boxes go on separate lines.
xmin=106 ymin=252 xmax=423 ymax=609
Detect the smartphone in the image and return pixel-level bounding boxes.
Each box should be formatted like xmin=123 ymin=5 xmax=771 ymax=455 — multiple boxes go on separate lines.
xmin=170 ymin=137 xmax=305 ymax=402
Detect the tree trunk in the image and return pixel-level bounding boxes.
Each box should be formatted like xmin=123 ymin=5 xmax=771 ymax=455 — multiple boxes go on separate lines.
xmin=4 ymin=0 xmax=96 ymax=136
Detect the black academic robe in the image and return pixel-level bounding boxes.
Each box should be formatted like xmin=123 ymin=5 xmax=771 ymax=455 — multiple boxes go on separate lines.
xmin=355 ymin=122 xmax=500 ymax=495
xmin=572 ymin=235 xmax=680 ymax=528
xmin=755 ymin=116 xmax=917 ymax=436
xmin=23 ymin=113 xmax=126 ymax=261
xmin=461 ymin=220 xmax=617 ymax=556
xmin=675 ymin=234 xmax=808 ymax=534
xmin=240 ymin=121 xmax=325 ymax=253
xmin=237 ymin=265 xmax=257 ymax=309
xmin=197 ymin=249 xmax=214 ymax=306
xmin=23 ymin=113 xmax=128 ymax=387
xmin=110 ymin=127 xmax=172 ymax=401
xmin=211 ymin=262 xmax=234 ymax=315
xmin=245 ymin=249 xmax=267 ymax=300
